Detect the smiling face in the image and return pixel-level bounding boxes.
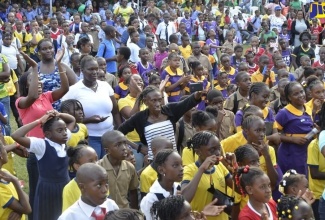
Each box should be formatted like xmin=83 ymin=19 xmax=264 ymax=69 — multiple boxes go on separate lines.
xmin=310 ymin=81 xmax=325 ymax=100
xmin=288 ymin=83 xmax=306 ymax=106
xmin=245 ymin=118 xmax=266 ymax=145
xmin=252 ymin=87 xmax=270 ymax=109
xmin=39 ymin=40 xmax=54 ymax=60
xmin=82 ymin=59 xmax=99 ymax=83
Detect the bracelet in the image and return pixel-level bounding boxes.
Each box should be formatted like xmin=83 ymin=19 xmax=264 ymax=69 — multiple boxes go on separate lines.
xmin=58 ymin=71 xmax=66 ymax=74
xmin=137 ymin=144 xmax=142 ymax=153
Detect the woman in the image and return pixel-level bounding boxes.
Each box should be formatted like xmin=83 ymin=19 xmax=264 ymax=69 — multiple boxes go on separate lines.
xmin=16 ymin=50 xmax=69 ymax=220
xmin=269 ymin=5 xmax=286 ymax=33
xmin=113 ymin=0 xmax=134 ymax=23
xmin=121 ymin=16 xmax=147 ymax=48
xmin=291 ymin=31 xmax=315 ymax=70
xmin=62 ymin=55 xmax=122 ymax=158
xmin=118 ymin=86 xmax=203 ymax=161
xmin=118 ymin=74 xmax=146 ymax=171
xmin=33 ymin=39 xmax=76 ymax=110
xmin=291 ymin=10 xmax=310 ymax=47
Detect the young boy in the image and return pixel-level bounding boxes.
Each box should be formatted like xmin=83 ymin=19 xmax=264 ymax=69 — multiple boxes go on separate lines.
xmin=74 ymin=22 xmax=94 ymax=46
xmin=98 ymin=130 xmax=139 ymax=209
xmin=230 ymin=45 xmax=246 ymax=71
xmin=145 ymin=36 xmax=156 ymax=63
xmin=70 ymin=14 xmax=82 ymax=34
xmin=270 ymin=78 xmax=289 ymax=115
xmin=279 ymin=24 xmax=290 ymax=48
xmin=311 ymin=34 xmax=320 ymax=62
xmin=312 ymin=46 xmax=325 ymax=70
xmin=224 ymin=71 xmax=251 ymax=114
xmin=154 ymin=40 xmax=168 ymax=72
xmin=180 ymin=11 xmax=193 ymax=38
xmin=137 ymin=48 xmax=154 ymax=86
xmin=49 ymin=17 xmax=61 ymax=40
xmin=140 ymin=136 xmax=173 ymax=198
xmin=279 ymin=37 xmax=291 ymax=67
xmin=293 ymin=55 xmax=311 ymax=83
xmin=270 ymin=69 xmax=289 ymax=101
xmin=214 ymin=72 xmax=229 ymax=98
xmin=251 ymin=55 xmax=276 ymax=88
xmin=179 ymin=34 xmax=192 ymax=60
xmin=97 ymin=57 xmax=118 ymax=88
xmin=58 ymin=163 xmax=119 ymax=219
xmin=207 ymin=89 xmax=236 ymax=140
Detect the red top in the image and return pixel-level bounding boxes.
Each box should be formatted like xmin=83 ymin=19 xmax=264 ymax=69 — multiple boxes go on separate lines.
xmin=239 ymin=199 xmax=278 ymax=220
xmin=312 ymin=60 xmax=325 ymax=70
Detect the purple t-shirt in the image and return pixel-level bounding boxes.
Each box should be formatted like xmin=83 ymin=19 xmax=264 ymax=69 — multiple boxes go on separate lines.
xmin=205 ymin=21 xmax=217 ymax=32
xmin=114 ymin=83 xmax=128 ymax=99
xmin=281 ymin=49 xmax=291 ymax=67
xmin=206 ymin=38 xmax=219 ymax=55
xmin=235 ymin=107 xmax=275 ymax=128
xmin=154 ymin=51 xmax=168 ymax=70
xmin=137 ymin=62 xmax=154 ymax=87
xmin=230 ymin=56 xmax=246 ymax=71
xmin=181 ymin=17 xmax=193 ymax=36
xmin=161 ymin=67 xmax=183 ymax=102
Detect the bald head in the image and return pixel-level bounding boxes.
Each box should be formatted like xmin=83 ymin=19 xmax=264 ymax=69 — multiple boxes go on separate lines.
xmin=168 ymin=43 xmax=179 ymax=52
xmin=101 ymin=130 xmax=126 ymax=149
xmin=76 ymin=163 xmax=107 ymax=184
xmin=151 ymin=136 xmax=173 ymax=157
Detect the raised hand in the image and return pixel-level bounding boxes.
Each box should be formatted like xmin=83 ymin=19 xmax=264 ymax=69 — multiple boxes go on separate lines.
xmin=55 ymin=45 xmax=65 ymax=63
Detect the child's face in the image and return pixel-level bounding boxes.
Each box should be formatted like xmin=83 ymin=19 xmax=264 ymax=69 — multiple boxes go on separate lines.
xmin=240 ymin=150 xmax=260 ymax=167
xmin=311 ymin=35 xmax=317 ymax=46
xmin=209 ymin=96 xmax=224 ymax=111
xmin=71 ymin=103 xmax=84 ymax=123
xmin=182 ymin=36 xmax=190 ymax=46
xmin=159 ymin=43 xmax=167 ymax=52
xmin=278 ymin=81 xmax=289 ymax=97
xmin=237 ymin=74 xmax=252 ymax=92
xmin=201 ymin=46 xmax=209 ymax=55
xmin=150 ymin=78 xmax=161 ymax=88
xmin=82 ymin=42 xmax=92 ymax=54
xmin=226 ymin=32 xmax=233 ymax=41
xmin=169 ymin=57 xmax=181 ymax=69
xmin=221 ymin=56 xmax=231 ymax=68
xmin=122 ymin=68 xmax=132 ymax=80
xmin=251 ymin=38 xmax=259 ymax=47
xmin=120 ymin=18 xmax=126 ymax=26
xmin=278 ymin=71 xmax=289 ymax=80
xmin=316 ymin=69 xmax=324 ymax=81
xmin=319 ymin=49 xmax=325 ymax=61
xmin=74 ymin=16 xmax=81 ymax=23
xmin=71 ymin=55 xmax=81 ymax=69
xmin=218 ymin=73 xmax=228 ymax=87
xmin=196 ymin=136 xmax=221 ymax=161
xmin=194 ymin=65 xmax=204 ymax=78
xmin=76 ymin=148 xmax=98 ymax=169
xmin=46 ymin=120 xmax=69 ymax=144
xmin=301 ymin=57 xmax=311 ymax=67
xmin=159 ymin=152 xmax=184 ymax=182
xmin=239 ymin=64 xmax=248 ymax=72
xmin=98 ymin=70 xmax=106 ymax=81
xmin=184 ymin=11 xmax=190 ymax=18
xmin=139 ymin=50 xmax=149 ymax=62
xmin=246 ymin=54 xmax=254 ymax=64
xmin=310 ymin=82 xmax=325 ymax=100
xmin=245 ymin=118 xmax=266 ymax=144
xmin=252 ymin=87 xmax=270 ymax=109
xmin=125 ymin=148 xmax=136 ymax=166
xmin=259 ymin=57 xmax=269 ymax=71
xmin=146 ymin=38 xmax=154 ymax=48
xmin=235 ymin=48 xmax=243 ymax=58
xmin=179 ymin=25 xmax=186 ymax=34
xmin=245 ymin=174 xmax=271 ymax=203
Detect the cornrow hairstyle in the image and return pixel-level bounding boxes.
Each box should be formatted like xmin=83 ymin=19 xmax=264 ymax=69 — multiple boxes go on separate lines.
xmin=235 ymin=166 xmax=265 ymax=195
xmin=105 ymin=208 xmax=144 ymax=220
xmin=234 ymin=144 xmax=259 ymax=164
xmin=127 ymin=26 xmax=137 ymax=36
xmin=168 ymin=52 xmax=179 ymax=60
xmin=118 ymin=47 xmax=131 ymax=60
xmin=150 ymin=195 xmax=185 ymax=220
xmin=277 ymin=195 xmax=302 ymax=219
xmin=207 ymin=89 xmax=223 ymax=102
xmin=136 ymin=85 xmax=160 ymax=106
xmin=305 ymin=75 xmax=322 ymax=92
xmin=249 ymin=82 xmax=268 ymax=99
xmin=284 ymin=81 xmax=301 ymax=103
xmin=19 ymin=72 xmax=32 ymax=97
xmin=66 ymin=141 xmax=90 ymax=172
xmin=60 ymin=99 xmax=84 ymax=118
xmin=187 ymin=131 xmax=215 ymax=151
xmin=191 ymin=110 xmax=215 ymax=128
xmin=279 ymin=169 xmax=306 ymax=194
xmin=77 ymin=37 xmax=91 ymax=50
xmin=80 ymin=55 xmax=96 ymax=70
xmin=242 ymin=115 xmax=263 ymax=130
xmin=42 ymin=116 xmax=62 ymax=133
xmin=152 ymin=149 xmax=175 ymax=181
xmin=303 ymin=67 xmax=315 ymax=79
xmin=242 ymin=105 xmax=262 ymax=122
xmin=37 ymin=38 xmax=52 ymax=51
xmin=189 ymin=60 xmax=201 ymax=70
xmin=118 ymin=66 xmax=131 ymax=78
xmin=205 ymin=106 xmax=218 ymax=118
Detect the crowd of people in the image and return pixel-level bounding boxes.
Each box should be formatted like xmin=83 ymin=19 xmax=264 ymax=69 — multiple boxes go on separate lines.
xmin=0 ymin=0 xmax=325 ymax=219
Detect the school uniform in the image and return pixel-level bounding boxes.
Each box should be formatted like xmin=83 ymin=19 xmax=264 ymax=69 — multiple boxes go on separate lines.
xmin=218 ymin=110 xmax=236 ymax=141
xmin=114 ymin=82 xmax=128 ymax=100
xmin=270 ymin=85 xmax=280 ymax=101
xmin=62 ymin=178 xmax=80 ymax=212
xmin=182 ymin=162 xmax=230 ymax=220
xmin=214 ymin=85 xmax=228 ymax=99
xmin=154 ymin=51 xmax=168 ymax=70
xmin=293 ymin=66 xmax=305 ymax=82
xmin=137 ymin=62 xmax=154 ymax=87
xmin=161 ymin=66 xmax=184 ymax=103
xmin=187 ymin=54 xmax=213 ymax=73
xmin=179 ymin=45 xmax=192 ymax=60
xmin=58 ymin=198 xmax=119 ymax=220
xmin=275 ymin=104 xmax=313 ymax=175
xmin=185 ymin=75 xmax=210 ymax=110
xmin=251 ymin=69 xmax=276 ymax=85
xmin=29 ymin=136 xmax=71 ymax=220
xmin=67 ymin=123 xmax=88 ymax=148
xmin=97 ymin=158 xmax=139 ymax=208
xmin=292 ymin=46 xmax=315 ymax=67
xmin=270 ymin=98 xmax=286 ymax=115
xmin=230 ymin=56 xmax=246 ymax=71
xmin=2 ymin=136 xmax=16 ymax=175
xmin=239 ymin=199 xmax=277 ymax=220
xmin=224 ymin=91 xmax=249 ymax=115
xmin=219 ymin=66 xmax=237 ymax=84
xmin=155 ymin=21 xmax=176 ymax=44
xmin=139 ymin=164 xmax=157 ymax=194
xmin=175 ymin=119 xmax=195 ymax=154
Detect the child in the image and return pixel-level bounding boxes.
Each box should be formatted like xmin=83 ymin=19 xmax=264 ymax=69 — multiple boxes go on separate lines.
xmin=185 ymin=61 xmax=209 ymax=110
xmin=194 ymin=13 xmax=206 ymax=41
xmin=259 ymin=22 xmax=277 ymax=48
xmin=98 ymin=130 xmax=139 ymax=209
xmin=227 ymin=84 xmax=238 ymax=97
xmin=97 ymin=57 xmax=118 ymax=89
xmin=59 ymin=163 xmax=119 ymax=219
xmin=207 ymin=89 xmax=236 ymax=140
xmin=220 ymin=54 xmax=237 ymax=83
xmin=14 ymin=20 xmax=31 ymax=54
xmin=137 ymin=48 xmax=154 ymax=87
xmin=312 ymin=46 xmax=325 ymax=70
xmin=140 ymin=149 xmax=183 ymax=220
xmin=176 ymin=23 xmax=188 ymax=46
xmin=140 ymin=136 xmax=173 ymax=197
xmin=310 ymin=18 xmax=323 ymax=45
xmin=11 ymin=111 xmax=75 ymax=220
xmin=304 ymin=76 xmax=324 ymax=119
xmin=311 ymin=34 xmax=320 ymax=62
xmin=161 ymin=52 xmax=190 ymax=103
xmin=224 ymin=71 xmax=251 ymax=114
xmin=60 ymin=99 xmax=88 ymax=148
xmin=0 ymin=140 xmax=31 ymax=219
xmin=251 ymin=55 xmax=276 ymax=88
xmin=154 ymin=40 xmax=168 ymax=72
xmin=149 ymin=74 xmax=169 ymax=105
xmin=116 ymin=17 xmax=127 ymax=49
xmin=279 ymin=24 xmax=290 ymax=48
xmin=145 ymin=36 xmax=156 ymax=63
xmin=201 ymin=44 xmax=217 ymax=80
xmin=277 ymin=195 xmax=314 ymax=220
xmin=246 ymin=36 xmax=265 ymax=64
xmin=76 ymin=37 xmax=92 ymax=56
xmin=279 ymin=38 xmax=292 ymax=67
xmin=179 ymin=35 xmax=192 ymax=60
xmin=117 ymin=46 xmax=138 ymax=74
xmin=231 ymin=45 xmax=246 ymax=71
xmin=206 ymin=29 xmax=219 ymax=57
xmin=236 ymin=166 xmax=277 ymax=219
xmin=270 ymin=78 xmax=290 ymax=115
xmin=62 ymin=143 xmax=98 ymax=211
xmin=239 ymin=63 xmax=248 ymax=73
xmin=181 ymin=11 xmax=193 ymax=38
xmin=50 ymin=18 xmax=61 ymax=40
xmin=222 ymin=30 xmax=238 ymax=53
xmin=291 ymin=32 xmax=315 ymax=70
xmin=127 ymin=26 xmax=141 ymax=63
xmin=114 ymin=66 xmax=131 ymax=100
xmin=245 ymin=51 xmax=259 ymax=75
xmin=214 ymin=72 xmax=229 ymax=98
xmin=293 ymin=55 xmax=311 ymax=83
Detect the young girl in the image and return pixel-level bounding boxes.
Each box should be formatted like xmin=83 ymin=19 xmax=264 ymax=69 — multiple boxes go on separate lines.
xmin=181 ymin=131 xmax=233 ymax=220
xmin=186 ymin=61 xmax=210 ymax=110
xmin=0 ymin=140 xmax=31 ymax=219
xmin=245 ymin=51 xmax=259 ymax=75
xmin=11 ymin=111 xmax=75 ymax=220
xmin=117 ymin=46 xmax=138 ymax=75
xmin=246 ymin=36 xmax=265 ymax=64
xmin=76 ymin=37 xmax=92 ymax=55
xmin=214 ymin=72 xmax=229 ymax=98
xmin=161 ymin=52 xmax=189 ymax=103
xmin=114 ymin=67 xmax=132 ymax=100
xmin=149 ymin=74 xmax=168 ymax=105
xmin=236 ymin=166 xmax=277 ymax=219
xmin=275 ymin=82 xmax=314 ymax=176
xmin=62 ymin=143 xmax=98 ymax=211
xmin=304 ymin=76 xmax=324 ymax=120
xmin=277 ymin=195 xmax=314 ymax=220
xmin=279 ymin=169 xmax=310 ymax=197
xmin=231 ymin=45 xmax=245 ymax=71
xmin=127 ymin=26 xmax=141 ymax=63
xmin=140 ymin=149 xmax=183 ymax=220
xmin=219 ymin=54 xmax=237 ymax=83
xmin=137 ymin=48 xmax=154 ymax=87
xmin=206 ymin=29 xmax=219 ymax=57
xmin=154 ymin=40 xmax=168 ymax=72
xmin=60 ymin=99 xmax=88 ymax=148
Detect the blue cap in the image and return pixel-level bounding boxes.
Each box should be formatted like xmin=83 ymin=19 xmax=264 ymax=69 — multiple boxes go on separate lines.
xmin=275 ymin=5 xmax=281 ymax=10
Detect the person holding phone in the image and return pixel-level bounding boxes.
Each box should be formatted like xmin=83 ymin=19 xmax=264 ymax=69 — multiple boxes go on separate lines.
xmin=62 ymin=55 xmax=122 ymax=159
xmin=251 ymin=55 xmax=276 ymax=88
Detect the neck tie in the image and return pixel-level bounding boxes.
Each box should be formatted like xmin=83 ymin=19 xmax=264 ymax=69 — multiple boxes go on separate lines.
xmin=91 ymin=207 xmax=106 ymax=220
xmin=165 ymin=23 xmax=168 ymax=44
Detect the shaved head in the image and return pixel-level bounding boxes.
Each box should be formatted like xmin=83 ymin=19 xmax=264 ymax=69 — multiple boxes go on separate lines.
xmin=76 ymin=163 xmax=107 ymax=184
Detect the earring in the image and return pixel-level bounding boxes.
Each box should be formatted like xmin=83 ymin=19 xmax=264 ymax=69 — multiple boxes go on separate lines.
xmin=163 ymin=173 xmax=166 ymax=176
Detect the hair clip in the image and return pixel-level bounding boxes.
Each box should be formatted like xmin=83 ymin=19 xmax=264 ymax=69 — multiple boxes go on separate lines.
xmin=282 ymin=180 xmax=286 ymax=186
xmin=290 ymin=169 xmax=297 ymax=175
xmin=294 ymin=206 xmax=298 ymax=210
xmin=243 ymin=165 xmax=249 ymax=173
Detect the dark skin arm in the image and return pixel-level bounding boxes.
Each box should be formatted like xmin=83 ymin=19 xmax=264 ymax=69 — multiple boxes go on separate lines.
xmin=110 ymin=95 xmax=122 ymax=128
xmin=129 ymin=189 xmax=138 ymax=209
xmin=291 ymin=55 xmax=298 ymax=70
xmin=0 ymin=60 xmax=11 ymax=82
xmin=309 ymin=166 xmax=325 ymax=180
xmin=165 ymin=75 xmax=191 ymax=93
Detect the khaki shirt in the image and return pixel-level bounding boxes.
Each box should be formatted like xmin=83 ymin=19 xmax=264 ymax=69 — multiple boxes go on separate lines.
xmin=97 ymin=157 xmax=139 ymax=208
xmin=187 ymin=54 xmax=212 ymax=71
xmin=270 ymin=85 xmax=280 ymax=102
xmin=219 ymin=110 xmax=236 ymax=141
xmin=224 ymin=91 xmax=249 ymax=113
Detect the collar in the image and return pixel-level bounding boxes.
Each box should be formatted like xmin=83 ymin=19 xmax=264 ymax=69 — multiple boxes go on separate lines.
xmin=118 ymin=82 xmax=128 ymax=90
xmin=262 ymin=107 xmax=269 ymax=119
xmin=285 ymin=103 xmax=312 ymax=116
xmin=215 ymin=84 xmax=226 ymax=90
xmin=165 ymin=66 xmax=183 ymax=76
xmin=101 ymin=156 xmax=128 ymax=171
xmin=220 ymin=66 xmax=236 ymax=75
xmin=78 ymin=198 xmax=107 ymax=218
xmin=149 ymin=179 xmax=179 ymax=196
xmin=300 ymin=45 xmax=311 ymax=53
xmin=44 ymin=137 xmax=67 ymax=149
xmin=191 ymin=75 xmax=205 ymax=82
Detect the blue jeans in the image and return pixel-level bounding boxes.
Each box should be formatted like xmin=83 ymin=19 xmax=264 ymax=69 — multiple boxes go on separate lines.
xmin=132 ymin=146 xmax=144 ymax=171
xmin=0 ymin=96 xmax=11 ymax=135
xmin=319 ymin=197 xmax=325 ymax=220
xmin=88 ymin=136 xmax=105 ymax=159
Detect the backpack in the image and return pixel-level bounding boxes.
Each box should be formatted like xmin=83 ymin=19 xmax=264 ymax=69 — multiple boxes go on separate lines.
xmin=232 ymin=92 xmax=238 ymax=115
xmin=247 ymin=17 xmax=258 ymax=32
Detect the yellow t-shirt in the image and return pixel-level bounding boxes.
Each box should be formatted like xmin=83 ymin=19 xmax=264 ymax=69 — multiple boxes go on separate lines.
xmin=307 ymin=139 xmax=325 ymax=198
xmin=13 ymin=31 xmax=32 ymax=52
xmin=251 ymin=69 xmax=276 ymax=85
xmin=0 ymin=169 xmax=25 ymax=220
xmin=113 ymin=6 xmax=134 ymax=23
xmin=183 ymin=162 xmax=230 ymax=220
xmin=5 ymin=70 xmax=18 ymax=96
xmin=29 ymin=32 xmax=43 ymax=54
xmin=139 ymin=164 xmax=157 ymax=193
xmin=179 ymin=45 xmax=192 ymax=60
xmin=182 ymin=147 xmax=199 ymax=166
xmin=215 ymin=10 xmax=225 ymax=27
xmin=118 ymin=94 xmax=146 ymax=142
xmin=2 ymin=136 xmax=16 ymax=175
xmin=221 ymin=132 xmax=247 ymax=153
xmin=62 ymin=179 xmax=80 ymax=212
xmin=67 ymin=123 xmax=88 ymax=148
